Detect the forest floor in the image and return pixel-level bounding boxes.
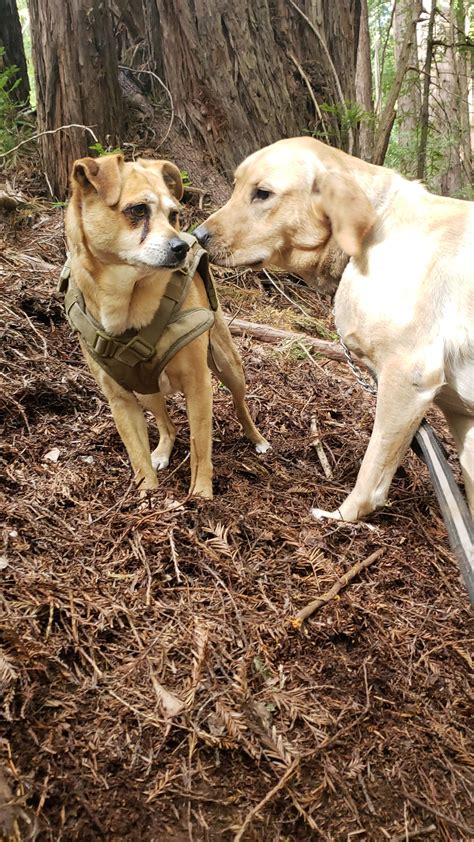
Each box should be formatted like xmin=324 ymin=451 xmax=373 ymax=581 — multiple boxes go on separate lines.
xmin=1 ymin=113 xmax=473 ymax=842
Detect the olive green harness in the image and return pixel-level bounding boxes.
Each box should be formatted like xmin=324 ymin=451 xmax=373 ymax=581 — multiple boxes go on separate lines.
xmin=57 ymin=233 xmax=218 ymax=394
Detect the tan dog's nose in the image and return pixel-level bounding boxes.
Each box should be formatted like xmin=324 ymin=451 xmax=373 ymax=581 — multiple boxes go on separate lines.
xmin=169 ymin=237 xmax=190 ymax=260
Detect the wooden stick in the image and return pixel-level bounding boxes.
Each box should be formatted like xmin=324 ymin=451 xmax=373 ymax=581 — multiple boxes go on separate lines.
xmin=0 ymin=123 xmax=99 ymax=159
xmin=292 ymin=548 xmax=385 ymax=626
xmin=225 ymin=316 xmax=369 ymax=369
xmin=233 ymin=757 xmax=300 ymax=842
xmin=310 ymin=415 xmax=333 ymax=479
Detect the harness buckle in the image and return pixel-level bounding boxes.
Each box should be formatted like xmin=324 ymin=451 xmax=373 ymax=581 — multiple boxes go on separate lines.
xmin=115 ymin=336 xmax=155 ymax=366
xmin=93 ymin=333 xmax=116 ymax=358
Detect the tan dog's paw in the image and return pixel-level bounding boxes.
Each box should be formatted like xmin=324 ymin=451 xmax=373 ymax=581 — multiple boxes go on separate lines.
xmin=191 ymin=486 xmax=213 ymax=500
xmin=255 ymin=439 xmax=271 ymax=454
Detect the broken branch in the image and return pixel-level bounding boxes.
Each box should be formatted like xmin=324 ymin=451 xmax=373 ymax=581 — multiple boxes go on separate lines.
xmin=225 ymin=316 xmax=369 ymax=370
xmin=292 ymin=547 xmax=385 ymax=625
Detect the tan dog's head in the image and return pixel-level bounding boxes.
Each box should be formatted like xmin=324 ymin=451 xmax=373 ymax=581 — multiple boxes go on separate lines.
xmin=195 ymin=137 xmax=376 ymax=292
xmin=66 ymin=154 xmax=189 ymax=273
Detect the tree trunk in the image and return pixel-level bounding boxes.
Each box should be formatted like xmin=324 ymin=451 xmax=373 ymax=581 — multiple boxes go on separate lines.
xmin=141 ymin=0 xmax=165 ymax=86
xmin=153 ymin=0 xmax=361 ymax=176
xmin=455 ymin=0 xmax=472 ymax=191
xmin=431 ymin=0 xmax=469 ymax=195
xmin=393 ymin=0 xmax=421 ymax=158
xmin=416 ymin=0 xmax=436 ymax=181
xmin=372 ymin=0 xmax=422 ymax=165
xmin=154 ymin=0 xmax=300 ymax=177
xmin=0 ymin=0 xmax=30 ymax=104
xmin=355 ymin=0 xmax=374 ymax=160
xmin=274 ymin=0 xmax=361 ymax=153
xmin=27 ymin=0 xmax=123 ymax=200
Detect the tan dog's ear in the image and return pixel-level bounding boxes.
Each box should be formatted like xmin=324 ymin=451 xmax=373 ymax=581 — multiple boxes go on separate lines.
xmin=137 ymin=159 xmax=184 ymax=200
xmin=313 ymin=171 xmax=376 ymax=257
xmin=72 ymin=154 xmax=124 ymax=206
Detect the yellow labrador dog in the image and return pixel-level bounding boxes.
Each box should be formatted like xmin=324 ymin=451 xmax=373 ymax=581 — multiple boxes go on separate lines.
xmin=195 ymin=137 xmax=474 ymax=521
xmin=64 ymin=154 xmax=268 ymax=499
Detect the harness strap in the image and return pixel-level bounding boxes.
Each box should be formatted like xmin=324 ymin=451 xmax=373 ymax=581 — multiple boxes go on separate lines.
xmin=62 ymin=236 xmax=216 ymax=357
xmin=58 ymin=233 xmax=218 ymax=393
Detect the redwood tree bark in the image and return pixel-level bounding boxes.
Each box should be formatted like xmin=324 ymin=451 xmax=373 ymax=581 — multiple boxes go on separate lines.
xmin=393 ymin=0 xmax=421 ymax=156
xmin=355 ymin=0 xmax=374 ymax=160
xmin=153 ymin=0 xmax=361 ymax=176
xmin=0 ymin=0 xmax=30 ymax=104
xmin=154 ymin=0 xmax=299 ymax=177
xmin=27 ymin=0 xmax=123 ymax=200
xmin=431 ymin=0 xmax=472 ymax=195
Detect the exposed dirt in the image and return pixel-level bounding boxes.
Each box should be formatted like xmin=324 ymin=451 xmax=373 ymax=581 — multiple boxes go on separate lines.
xmin=0 ymin=130 xmax=473 ymax=842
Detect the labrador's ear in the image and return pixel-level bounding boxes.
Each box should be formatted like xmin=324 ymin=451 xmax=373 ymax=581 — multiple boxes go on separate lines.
xmin=312 ymin=170 xmax=376 ymax=257
xmin=71 ymin=154 xmax=124 ymax=207
xmin=137 ymin=159 xmax=184 ymax=200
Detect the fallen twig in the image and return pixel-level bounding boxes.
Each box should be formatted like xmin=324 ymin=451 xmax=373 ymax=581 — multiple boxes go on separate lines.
xmin=292 ymin=547 xmax=385 ymax=625
xmin=0 ymin=123 xmax=99 ymax=159
xmin=233 ymin=757 xmax=300 ymax=841
xmin=184 ymin=185 xmax=209 ymax=210
xmin=225 ymin=316 xmax=369 ymax=369
xmin=390 ymin=824 xmax=436 ymax=841
xmin=310 ymin=414 xmax=333 ymax=479
xmin=403 ymin=793 xmax=474 ymax=836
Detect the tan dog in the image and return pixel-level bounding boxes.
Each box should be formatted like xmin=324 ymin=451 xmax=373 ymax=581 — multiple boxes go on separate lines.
xmin=195 ymin=137 xmax=474 ymax=521
xmin=65 ymin=154 xmax=269 ymax=499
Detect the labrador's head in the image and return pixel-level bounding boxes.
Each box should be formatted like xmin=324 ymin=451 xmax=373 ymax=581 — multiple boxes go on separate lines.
xmin=66 ymin=154 xmax=189 ymax=272
xmin=195 ymin=137 xmax=376 ymax=292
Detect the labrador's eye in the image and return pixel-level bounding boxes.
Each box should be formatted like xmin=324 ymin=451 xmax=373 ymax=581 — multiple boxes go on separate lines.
xmin=124 ymin=203 xmax=149 ymax=222
xmin=168 ymin=209 xmax=179 ymax=225
xmin=253 ymin=188 xmax=272 ymax=202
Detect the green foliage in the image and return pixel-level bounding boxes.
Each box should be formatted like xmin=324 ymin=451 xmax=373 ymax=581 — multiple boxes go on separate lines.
xmin=368 ymin=0 xmax=472 ymax=195
xmin=0 ymin=48 xmax=32 ymax=156
xmin=180 ymin=168 xmax=191 ymax=187
xmin=320 ymin=100 xmax=375 ymax=133
xmin=88 ymin=142 xmax=124 ymax=156
xmin=305 ymin=100 xmax=375 ymax=148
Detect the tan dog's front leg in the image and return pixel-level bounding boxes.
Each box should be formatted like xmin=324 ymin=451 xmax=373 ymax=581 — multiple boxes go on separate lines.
xmin=183 ymin=370 xmax=214 ymax=499
xmin=138 ymin=392 xmax=176 ymax=471
xmin=87 ymin=356 xmax=158 ymax=493
xmin=312 ymin=366 xmax=443 ymax=522
xmin=107 ymin=391 xmax=158 ymax=493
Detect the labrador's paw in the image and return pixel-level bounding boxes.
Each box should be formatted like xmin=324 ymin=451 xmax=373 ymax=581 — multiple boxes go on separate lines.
xmin=255 ymin=439 xmax=271 ymax=454
xmin=311 ymin=507 xmax=345 ymax=522
xmin=151 ymin=452 xmax=170 ymax=471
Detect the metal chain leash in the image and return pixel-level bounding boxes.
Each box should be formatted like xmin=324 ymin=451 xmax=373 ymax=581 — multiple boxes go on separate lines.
xmin=336 ymin=327 xmax=378 ymax=396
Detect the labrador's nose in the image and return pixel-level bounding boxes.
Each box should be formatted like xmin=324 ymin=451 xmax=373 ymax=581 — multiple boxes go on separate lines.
xmin=194 ymin=225 xmax=212 ymax=247
xmin=169 ymin=238 xmax=190 ymax=260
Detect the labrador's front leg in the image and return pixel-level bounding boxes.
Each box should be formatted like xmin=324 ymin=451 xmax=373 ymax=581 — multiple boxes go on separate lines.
xmin=312 ymin=364 xmax=443 ymax=522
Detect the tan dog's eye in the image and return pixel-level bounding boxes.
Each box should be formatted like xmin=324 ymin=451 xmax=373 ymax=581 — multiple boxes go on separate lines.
xmin=168 ymin=209 xmax=179 ymax=225
xmin=124 ymin=203 xmax=149 ymax=223
xmin=252 ymin=188 xmax=272 ymax=202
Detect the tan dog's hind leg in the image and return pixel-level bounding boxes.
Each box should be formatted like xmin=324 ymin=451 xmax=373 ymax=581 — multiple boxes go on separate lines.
xmin=138 ymin=392 xmax=176 ymax=471
xmin=442 ymin=410 xmax=474 ymax=515
xmin=209 ymin=315 xmax=270 ymax=453
xmin=312 ymin=366 xmax=443 ymax=522
xmin=182 ymin=369 xmax=214 ymax=499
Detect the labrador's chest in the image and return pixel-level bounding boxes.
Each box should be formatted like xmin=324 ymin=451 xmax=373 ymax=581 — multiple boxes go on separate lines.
xmin=333 ymin=230 xmax=443 ymax=363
